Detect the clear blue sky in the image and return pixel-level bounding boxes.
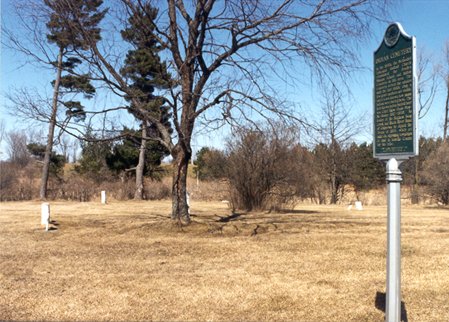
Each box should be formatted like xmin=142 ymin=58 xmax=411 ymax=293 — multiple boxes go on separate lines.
xmin=1 ymin=0 xmax=449 ymax=158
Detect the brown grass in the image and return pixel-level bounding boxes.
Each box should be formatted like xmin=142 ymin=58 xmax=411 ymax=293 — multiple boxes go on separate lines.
xmin=0 ymin=200 xmax=448 ymax=321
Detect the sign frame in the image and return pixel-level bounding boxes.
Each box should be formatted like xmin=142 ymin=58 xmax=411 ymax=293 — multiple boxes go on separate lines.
xmin=373 ymin=22 xmax=418 ymax=160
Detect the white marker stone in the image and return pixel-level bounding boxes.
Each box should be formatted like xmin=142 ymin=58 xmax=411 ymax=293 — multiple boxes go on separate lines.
xmin=41 ymin=203 xmax=50 ymax=231
xmin=186 ymin=192 xmax=190 ymax=214
xmin=355 ymin=201 xmax=363 ymax=211
xmin=101 ymin=191 xmax=107 ymax=204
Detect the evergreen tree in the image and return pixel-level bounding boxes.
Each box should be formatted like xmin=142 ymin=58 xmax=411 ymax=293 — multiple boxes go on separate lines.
xmin=40 ymin=0 xmax=106 ymax=200
xmin=27 ymin=143 xmax=66 ymax=177
xmin=346 ymin=142 xmax=384 ymax=198
xmin=106 ymin=128 xmax=168 ymax=181
xmin=75 ymin=129 xmax=112 ymax=183
xmin=120 ymin=3 xmax=172 ymax=199
xmin=194 ymin=147 xmax=227 ymax=180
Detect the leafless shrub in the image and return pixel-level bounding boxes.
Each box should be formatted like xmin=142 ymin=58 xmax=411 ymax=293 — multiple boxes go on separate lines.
xmin=5 ymin=131 xmax=30 ymax=167
xmin=144 ymin=178 xmax=171 ymax=200
xmin=0 ymin=161 xmax=38 ymax=201
xmin=0 ymin=162 xmax=19 ymax=201
xmin=226 ymin=124 xmax=309 ymax=211
xmin=0 ymin=155 xmax=174 ymax=202
xmin=44 ymin=175 xmax=171 ymax=202
xmin=187 ymin=179 xmax=229 ymax=202
xmin=422 ymin=141 xmax=449 ymax=205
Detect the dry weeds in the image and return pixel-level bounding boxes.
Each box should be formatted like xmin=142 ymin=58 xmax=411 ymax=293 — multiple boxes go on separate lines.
xmin=0 ymin=200 xmax=448 ymax=321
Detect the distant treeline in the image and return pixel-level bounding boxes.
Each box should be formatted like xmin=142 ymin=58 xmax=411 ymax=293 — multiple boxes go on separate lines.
xmin=1 ymin=127 xmax=448 ymax=208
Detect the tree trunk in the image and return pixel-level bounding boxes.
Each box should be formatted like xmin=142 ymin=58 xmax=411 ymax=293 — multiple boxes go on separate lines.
xmin=171 ymin=145 xmax=191 ymax=224
xmin=444 ymin=77 xmax=449 ymax=142
xmin=40 ymin=48 xmax=63 ymax=200
xmin=134 ymin=124 xmax=146 ymax=200
xmin=411 ymin=158 xmax=419 ymax=204
xmin=330 ymin=158 xmax=338 ymax=204
xmin=330 ymin=176 xmax=338 ymax=204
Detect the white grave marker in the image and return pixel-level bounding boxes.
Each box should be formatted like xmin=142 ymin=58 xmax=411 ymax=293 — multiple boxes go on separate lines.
xmin=355 ymin=201 xmax=363 ymax=211
xmin=41 ymin=203 xmax=50 ymax=231
xmin=101 ymin=190 xmax=107 ymax=204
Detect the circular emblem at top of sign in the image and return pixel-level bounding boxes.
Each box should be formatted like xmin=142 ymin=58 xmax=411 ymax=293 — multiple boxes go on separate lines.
xmin=384 ymin=23 xmax=400 ymax=47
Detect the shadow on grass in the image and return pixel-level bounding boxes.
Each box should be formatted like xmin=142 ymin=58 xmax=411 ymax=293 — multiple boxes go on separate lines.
xmin=205 ymin=208 xmax=374 ymax=235
xmin=423 ymin=205 xmax=449 ymax=210
xmin=375 ymin=291 xmax=408 ymax=322
xmin=215 ymin=209 xmax=318 ymax=223
xmin=278 ymin=209 xmax=320 ymax=214
xmin=217 ymin=212 xmax=244 ymax=222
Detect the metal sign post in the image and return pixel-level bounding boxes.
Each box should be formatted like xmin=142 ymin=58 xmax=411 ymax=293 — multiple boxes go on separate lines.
xmin=373 ymin=22 xmax=418 ymax=322
xmin=386 ymin=158 xmax=402 ymax=322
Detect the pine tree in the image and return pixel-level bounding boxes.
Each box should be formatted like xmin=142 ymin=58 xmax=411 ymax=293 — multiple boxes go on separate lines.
xmin=106 ymin=128 xmax=168 ymax=181
xmin=75 ymin=131 xmax=112 ymax=183
xmin=40 ymin=0 xmax=107 ymax=200
xmin=120 ymin=3 xmax=172 ymax=199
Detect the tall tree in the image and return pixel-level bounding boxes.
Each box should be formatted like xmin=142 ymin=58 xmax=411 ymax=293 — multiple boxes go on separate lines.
xmin=408 ymin=49 xmax=441 ymax=203
xmin=120 ymin=3 xmax=172 ymax=199
xmin=38 ymin=0 xmax=106 ymax=200
xmin=443 ymin=41 xmax=449 ymax=141
xmin=5 ymin=131 xmax=30 ymax=167
xmin=313 ymin=85 xmax=362 ymax=204
xmin=417 ymin=49 xmax=439 ymax=119
xmin=57 ymin=0 xmax=390 ymax=223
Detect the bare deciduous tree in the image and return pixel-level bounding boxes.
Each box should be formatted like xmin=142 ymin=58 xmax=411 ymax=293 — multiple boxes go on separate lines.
xmin=5 ymin=131 xmax=30 ymax=167
xmin=0 ymin=120 xmax=6 ymax=157
xmin=119 ymin=0 xmax=390 ymax=222
xmin=313 ymin=84 xmax=363 ymax=204
xmin=408 ymin=49 xmax=440 ymax=204
xmin=417 ymin=49 xmax=439 ymax=119
xmin=443 ymin=41 xmax=449 ymax=141
xmin=6 ymin=0 xmax=391 ymax=222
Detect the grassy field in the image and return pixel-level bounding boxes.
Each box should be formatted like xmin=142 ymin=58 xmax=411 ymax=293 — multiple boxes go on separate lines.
xmin=0 ymin=200 xmax=448 ymax=321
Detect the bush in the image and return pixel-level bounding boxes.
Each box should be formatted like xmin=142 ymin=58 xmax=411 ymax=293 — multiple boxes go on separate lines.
xmin=0 ymin=161 xmax=38 ymax=201
xmin=0 ymin=161 xmax=19 ymax=201
xmin=422 ymin=141 xmax=449 ymax=205
xmin=225 ymin=125 xmax=308 ymax=211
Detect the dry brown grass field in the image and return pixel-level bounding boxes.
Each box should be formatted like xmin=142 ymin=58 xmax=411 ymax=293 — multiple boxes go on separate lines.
xmin=1 ymin=200 xmax=448 ymax=321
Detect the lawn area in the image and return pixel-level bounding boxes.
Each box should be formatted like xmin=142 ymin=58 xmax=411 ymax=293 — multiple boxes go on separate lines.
xmin=0 ymin=200 xmax=448 ymax=321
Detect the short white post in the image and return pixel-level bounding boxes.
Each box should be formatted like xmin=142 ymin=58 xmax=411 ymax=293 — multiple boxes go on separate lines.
xmin=386 ymin=158 xmax=402 ymax=322
xmin=186 ymin=192 xmax=190 ymax=214
xmin=101 ymin=190 xmax=107 ymax=204
xmin=41 ymin=203 xmax=50 ymax=231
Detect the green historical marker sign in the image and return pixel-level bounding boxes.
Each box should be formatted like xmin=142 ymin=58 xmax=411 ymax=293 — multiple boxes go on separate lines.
xmin=374 ymin=22 xmax=418 ymax=160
